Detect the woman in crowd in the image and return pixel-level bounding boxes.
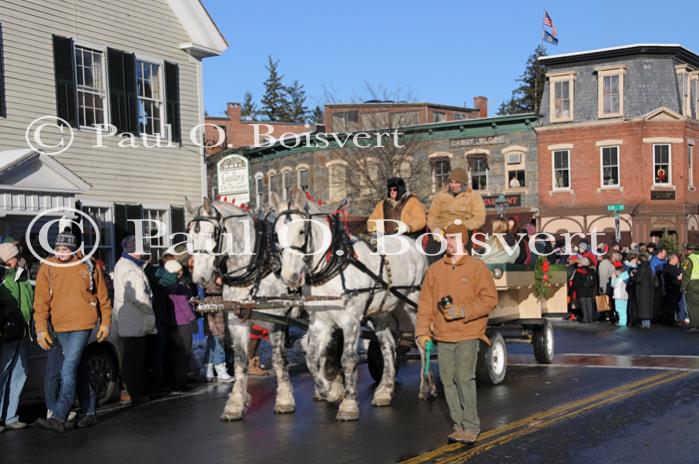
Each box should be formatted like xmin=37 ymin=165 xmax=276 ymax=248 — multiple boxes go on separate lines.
xmin=663 ymin=254 xmax=683 ymax=325
xmin=572 ymin=257 xmax=597 ymax=323
xmin=634 ymin=254 xmax=655 ymax=329
xmin=164 ymin=260 xmax=197 ymax=392
xmin=0 ymin=242 xmax=34 ymax=431
xmin=478 ymin=217 xmax=520 ymax=264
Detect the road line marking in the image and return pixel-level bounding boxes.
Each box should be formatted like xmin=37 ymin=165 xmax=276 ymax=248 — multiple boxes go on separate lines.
xmin=509 ymin=363 xmax=699 ymax=372
xmin=400 ymin=371 xmax=682 ymax=464
xmin=437 ymin=370 xmax=692 ymax=464
xmin=555 ymin=353 xmax=699 ymax=359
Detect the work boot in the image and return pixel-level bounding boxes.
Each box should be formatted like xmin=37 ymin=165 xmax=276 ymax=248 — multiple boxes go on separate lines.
xmin=248 ymin=356 xmax=271 ymax=377
xmin=34 ymin=417 xmax=65 ymax=433
xmin=458 ymin=429 xmax=479 ymax=444
xmin=214 ymin=363 xmax=234 ymax=383
xmin=205 ymin=363 xmax=215 ymax=382
xmin=74 ymin=415 xmax=97 ymax=429
xmin=447 ymin=426 xmax=465 ymax=443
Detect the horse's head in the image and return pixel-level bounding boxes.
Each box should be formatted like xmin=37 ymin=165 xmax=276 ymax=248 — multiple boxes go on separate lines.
xmin=270 ymin=190 xmax=317 ymax=289
xmin=186 ymin=196 xmax=219 ymax=287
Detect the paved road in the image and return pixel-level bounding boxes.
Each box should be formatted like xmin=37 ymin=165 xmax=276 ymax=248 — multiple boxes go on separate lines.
xmin=4 ymin=321 xmax=698 ymax=464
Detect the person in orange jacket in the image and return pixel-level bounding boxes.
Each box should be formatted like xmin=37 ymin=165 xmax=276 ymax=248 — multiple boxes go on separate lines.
xmin=33 ymin=228 xmax=112 ymax=432
xmin=367 ymin=177 xmax=426 ymax=236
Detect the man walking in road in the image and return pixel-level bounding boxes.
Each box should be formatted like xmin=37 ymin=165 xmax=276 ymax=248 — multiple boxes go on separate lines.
xmin=33 ymin=228 xmax=112 ymax=432
xmin=415 ymin=223 xmax=498 ymax=444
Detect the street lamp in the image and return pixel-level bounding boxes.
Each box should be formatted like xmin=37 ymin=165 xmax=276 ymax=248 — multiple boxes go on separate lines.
xmin=495 ymin=193 xmax=508 ymax=218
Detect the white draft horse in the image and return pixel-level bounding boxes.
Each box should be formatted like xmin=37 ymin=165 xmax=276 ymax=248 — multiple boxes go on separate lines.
xmin=270 ymin=191 xmax=429 ymax=421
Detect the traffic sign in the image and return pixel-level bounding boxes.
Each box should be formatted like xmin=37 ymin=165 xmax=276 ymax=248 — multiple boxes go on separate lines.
xmin=607 ymin=204 xmax=624 ymax=212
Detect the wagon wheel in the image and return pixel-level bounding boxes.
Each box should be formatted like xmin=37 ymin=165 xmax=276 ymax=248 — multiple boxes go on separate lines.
xmin=476 ymin=331 xmax=507 ymax=385
xmin=533 ymin=319 xmax=555 ymax=364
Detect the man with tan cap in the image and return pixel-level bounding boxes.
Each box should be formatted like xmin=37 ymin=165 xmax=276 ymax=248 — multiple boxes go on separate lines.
xmin=426 ymin=168 xmax=486 ymax=260
xmin=416 ymin=223 xmax=498 ymax=444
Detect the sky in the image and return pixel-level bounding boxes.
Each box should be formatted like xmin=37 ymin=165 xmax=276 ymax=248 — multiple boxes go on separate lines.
xmin=200 ymin=0 xmax=699 ymax=117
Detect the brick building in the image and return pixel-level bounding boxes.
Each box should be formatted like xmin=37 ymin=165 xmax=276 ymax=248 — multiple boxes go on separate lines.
xmin=536 ymin=44 xmax=699 ymax=245
xmin=204 ymin=102 xmax=314 ymax=154
xmin=209 ymin=112 xmax=539 ymax=231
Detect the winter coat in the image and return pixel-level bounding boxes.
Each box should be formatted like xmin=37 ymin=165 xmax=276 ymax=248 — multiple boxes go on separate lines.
xmin=633 ymin=262 xmax=655 ymax=320
xmin=663 ymin=264 xmax=682 ymax=296
xmin=426 ymin=187 xmax=486 ymax=233
xmin=113 ymin=255 xmax=156 ymax=337
xmin=34 ymin=255 xmax=112 ymax=334
xmin=203 ymin=281 xmax=226 ymax=337
xmin=0 ymin=267 xmax=34 ymax=323
xmin=416 ymin=254 xmax=498 ymax=344
xmin=479 ymin=235 xmax=520 ymax=264
xmin=612 ymin=271 xmax=629 ymax=300
xmin=572 ymin=267 xmax=597 ymax=298
xmin=367 ymin=193 xmax=427 ymax=234
xmin=166 ymin=280 xmax=196 ymax=326
xmin=145 ymin=264 xmax=177 ymax=326
xmin=598 ymin=259 xmax=615 ymax=294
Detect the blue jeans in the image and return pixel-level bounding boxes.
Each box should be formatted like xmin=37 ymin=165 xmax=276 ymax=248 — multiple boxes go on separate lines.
xmin=679 ymin=293 xmax=688 ymax=321
xmin=50 ymin=330 xmax=95 ymax=423
xmin=205 ymin=335 xmax=225 ymax=365
xmin=0 ymin=339 xmax=28 ymax=425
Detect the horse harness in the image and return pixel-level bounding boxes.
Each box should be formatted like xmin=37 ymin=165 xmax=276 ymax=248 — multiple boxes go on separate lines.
xmin=274 ymin=203 xmax=419 ymax=311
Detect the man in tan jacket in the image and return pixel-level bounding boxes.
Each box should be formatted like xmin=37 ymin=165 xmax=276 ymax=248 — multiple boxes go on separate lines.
xmin=367 ymin=177 xmax=426 ymax=235
xmin=33 ymin=228 xmax=112 ymax=432
xmin=427 ymin=167 xmax=486 ymax=236
xmin=416 ymin=223 xmax=498 ymax=444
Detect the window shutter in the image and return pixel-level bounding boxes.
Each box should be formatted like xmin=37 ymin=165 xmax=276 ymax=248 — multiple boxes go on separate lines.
xmin=164 ymin=61 xmax=181 ymax=144
xmin=170 ymin=206 xmax=186 ymax=234
xmin=52 ymin=35 xmax=77 ymax=127
xmin=107 ymin=48 xmax=139 ymax=134
xmin=0 ymin=24 xmax=6 ymax=117
xmin=114 ymin=203 xmax=143 ymax=257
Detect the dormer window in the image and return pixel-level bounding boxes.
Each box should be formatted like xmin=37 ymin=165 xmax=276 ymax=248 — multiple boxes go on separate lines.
xmin=548 ymin=71 xmax=576 ymax=123
xmin=596 ymin=66 xmax=626 ymax=118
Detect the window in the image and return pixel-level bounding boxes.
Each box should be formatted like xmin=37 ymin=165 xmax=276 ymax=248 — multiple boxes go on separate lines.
xmin=689 ymin=144 xmax=695 ymax=189
xmin=298 ymin=169 xmax=309 ymax=190
xmin=391 ymin=111 xmax=419 ymax=127
xmin=432 ymin=159 xmax=451 ymax=192
xmin=332 ymin=111 xmax=359 ymax=132
xmin=268 ymin=174 xmax=279 ymax=200
xmin=432 ymin=111 xmax=446 ymax=122
xmin=81 ymin=205 xmax=114 ymax=270
xmin=328 ymin=163 xmax=347 ymax=201
xmin=597 ymin=67 xmax=625 ymax=118
xmin=552 ymin=150 xmax=570 ymax=190
xmin=143 ymin=208 xmax=169 ymax=261
xmin=548 ymin=73 xmax=575 ymax=122
xmin=75 ymin=46 xmax=107 ymax=128
xmin=360 ymin=111 xmax=389 ymax=130
xmin=600 ymin=146 xmax=620 ymax=187
xmin=453 ymin=113 xmax=468 ymax=121
xmin=602 ymin=75 xmax=620 ymax=114
xmin=255 ymin=175 xmax=264 ymax=207
xmin=505 ymin=153 xmax=526 ymax=189
xmin=691 ymin=77 xmax=698 ymax=119
xmin=136 ymin=60 xmax=164 ymax=136
xmin=469 ymin=157 xmax=488 ymax=191
xmin=653 ymin=144 xmax=671 ymax=185
xmin=0 ymin=23 xmax=6 ymax=117
xmin=282 ymin=170 xmax=293 ymax=200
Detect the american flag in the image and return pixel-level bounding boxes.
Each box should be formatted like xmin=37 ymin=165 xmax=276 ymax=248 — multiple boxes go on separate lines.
xmin=544 ymin=10 xmax=557 ymax=37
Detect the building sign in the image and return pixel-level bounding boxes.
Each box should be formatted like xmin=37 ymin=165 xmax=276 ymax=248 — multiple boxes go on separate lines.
xmin=217 ymin=154 xmax=250 ymax=203
xmin=650 ymin=191 xmax=675 ymax=201
xmin=450 ymin=136 xmax=505 ymax=147
xmin=483 ymin=194 xmax=521 ymax=209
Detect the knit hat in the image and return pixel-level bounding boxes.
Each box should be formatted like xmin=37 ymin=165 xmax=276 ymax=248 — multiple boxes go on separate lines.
xmin=55 ymin=228 xmax=77 ymax=251
xmin=121 ymin=235 xmax=136 ymax=254
xmin=0 ymin=243 xmax=19 ymax=264
xmin=1 ymin=235 xmax=17 ymax=244
xmin=386 ymin=177 xmax=407 ymax=199
xmin=444 ymin=223 xmax=469 ymax=245
xmin=164 ymin=260 xmax=183 ymax=274
xmin=448 ymin=168 xmax=469 ymax=185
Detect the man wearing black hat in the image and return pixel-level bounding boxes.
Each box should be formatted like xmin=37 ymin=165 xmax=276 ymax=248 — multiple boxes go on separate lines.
xmin=33 ymin=228 xmax=112 ymax=432
xmin=367 ymin=177 xmax=426 ymax=236
xmin=681 ymin=243 xmax=699 ymax=332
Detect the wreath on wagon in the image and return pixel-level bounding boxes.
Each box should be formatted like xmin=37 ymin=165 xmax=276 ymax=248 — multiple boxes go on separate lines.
xmin=534 ymin=255 xmax=552 ymax=301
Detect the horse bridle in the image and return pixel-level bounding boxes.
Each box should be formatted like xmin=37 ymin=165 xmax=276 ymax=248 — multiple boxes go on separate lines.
xmin=187 ymin=204 xmax=278 ymax=290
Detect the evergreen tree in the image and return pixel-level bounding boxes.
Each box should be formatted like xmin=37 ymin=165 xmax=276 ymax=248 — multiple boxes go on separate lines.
xmin=498 ymin=45 xmax=548 ymax=115
xmin=241 ymin=91 xmax=258 ymax=120
xmin=285 ymin=80 xmax=308 ymax=123
xmin=260 ymin=56 xmax=290 ymax=121
xmin=310 ymin=105 xmax=324 ymax=124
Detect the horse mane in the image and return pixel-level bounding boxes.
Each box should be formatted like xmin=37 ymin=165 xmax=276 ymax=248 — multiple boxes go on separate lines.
xmin=212 ymin=200 xmax=248 ymax=217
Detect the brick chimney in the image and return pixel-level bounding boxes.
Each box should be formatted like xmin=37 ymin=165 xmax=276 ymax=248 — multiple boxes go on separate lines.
xmin=473 ymin=96 xmax=488 ymax=118
xmin=226 ymin=102 xmax=242 ymax=122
